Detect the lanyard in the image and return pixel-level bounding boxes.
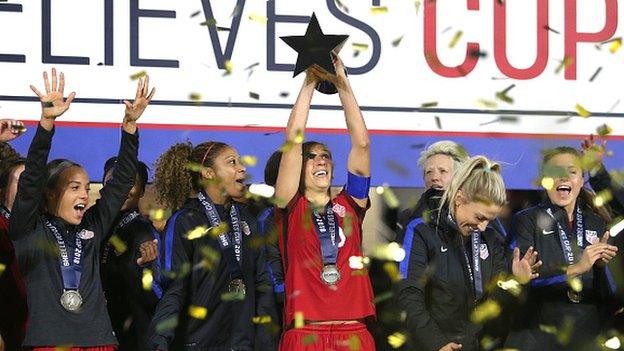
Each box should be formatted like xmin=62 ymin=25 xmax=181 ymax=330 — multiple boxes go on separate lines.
xmin=44 ymin=218 xmax=83 ymax=290
xmin=312 ymin=203 xmax=340 ymax=266
xmin=545 ymin=205 xmax=584 ymax=265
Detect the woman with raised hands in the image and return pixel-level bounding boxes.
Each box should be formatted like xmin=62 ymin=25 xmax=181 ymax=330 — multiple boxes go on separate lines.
xmin=505 ymin=147 xmax=618 ymax=351
xmin=273 ymin=56 xmax=376 ymax=350
xmin=9 ymin=69 xmax=154 ymax=350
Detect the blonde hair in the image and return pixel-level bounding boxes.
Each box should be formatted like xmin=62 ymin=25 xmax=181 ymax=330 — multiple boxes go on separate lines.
xmin=440 ymin=156 xmax=506 ymax=215
xmin=417 ymin=140 xmax=468 ymax=174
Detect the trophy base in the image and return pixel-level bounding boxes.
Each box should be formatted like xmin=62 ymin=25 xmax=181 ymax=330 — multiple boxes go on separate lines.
xmin=315 ymin=67 xmax=348 ymax=95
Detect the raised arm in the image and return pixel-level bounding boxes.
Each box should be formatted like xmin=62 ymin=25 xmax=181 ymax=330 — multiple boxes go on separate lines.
xmin=274 ymin=70 xmax=319 ymax=207
xmin=87 ymin=76 xmax=155 ymax=240
xmin=314 ymin=56 xmax=370 ymax=207
xmin=10 ymin=69 xmax=75 ymax=239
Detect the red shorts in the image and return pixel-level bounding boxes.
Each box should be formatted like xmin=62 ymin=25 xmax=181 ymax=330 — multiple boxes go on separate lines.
xmin=279 ymin=323 xmax=375 ymax=351
xmin=33 ymin=346 xmax=115 ymax=351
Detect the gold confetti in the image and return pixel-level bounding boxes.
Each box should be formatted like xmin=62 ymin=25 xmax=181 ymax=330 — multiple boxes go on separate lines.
xmin=597 ymin=124 xmax=613 ymax=137
xmin=142 ymin=269 xmax=153 ymax=291
xmin=373 ymin=242 xmax=406 ymax=262
xmin=252 ymin=315 xmax=272 ymax=324
xmin=420 ymin=101 xmax=438 ymax=108
xmin=249 ymin=92 xmax=260 ymax=100
xmin=200 ymin=18 xmax=217 ymax=27
xmin=495 ymin=84 xmax=516 ymax=104
xmin=249 ymin=13 xmax=268 ymax=24
xmin=303 ymin=333 xmax=318 ymax=345
xmin=108 ymin=235 xmax=127 ymax=255
xmin=189 ymin=305 xmax=208 ymax=319
xmin=541 ymin=177 xmax=555 ymax=190
xmin=567 ymin=276 xmax=582 ymax=293
xmin=539 ymin=324 xmax=557 ymax=334
xmin=375 ymin=185 xmax=400 ymax=209
xmin=605 ymin=336 xmax=621 ymax=349
xmin=415 ymin=0 xmax=421 ymax=14
xmin=0 ymin=263 xmax=5 ymax=276
xmin=594 ymin=189 xmax=613 ymax=207
xmin=189 ymin=92 xmax=201 ymax=101
xmin=575 ymin=103 xmax=591 ymax=118
xmin=387 ymin=332 xmax=407 ymax=349
xmin=392 ymin=35 xmax=404 ymax=47
xmin=348 ymin=334 xmax=361 ymax=350
xmin=352 ymin=43 xmax=369 ymax=51
xmin=383 ymin=262 xmax=401 ymax=282
xmin=240 ymin=155 xmax=258 ymax=167
xmin=149 ymin=208 xmax=169 ymax=222
xmin=156 ymin=316 xmax=179 ymax=333
xmin=609 ymin=38 xmax=622 ymax=53
xmin=224 ymin=60 xmax=233 ymax=75
xmin=555 ymin=56 xmax=573 ymax=74
xmin=497 ymin=278 xmax=522 ymax=297
xmin=130 ymin=70 xmax=146 ymax=80
xmin=470 ymin=299 xmax=501 ymax=324
xmin=294 ymin=129 xmax=304 ymax=144
xmin=221 ymin=291 xmax=245 ymax=301
xmin=370 ymin=6 xmax=388 ymax=14
xmin=477 ymin=98 xmax=498 ymax=109
xmin=186 ymin=225 xmax=210 ymax=240
xmin=294 ymin=311 xmax=304 ymax=328
xmin=373 ymin=291 xmax=394 ymax=304
xmin=449 ymin=30 xmax=463 ymax=48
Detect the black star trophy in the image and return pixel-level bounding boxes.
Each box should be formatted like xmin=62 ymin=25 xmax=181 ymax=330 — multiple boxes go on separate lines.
xmin=280 ymin=13 xmax=349 ymax=94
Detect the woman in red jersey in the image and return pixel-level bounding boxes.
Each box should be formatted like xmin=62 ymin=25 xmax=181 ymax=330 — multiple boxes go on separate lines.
xmin=274 ymin=56 xmax=376 ymax=350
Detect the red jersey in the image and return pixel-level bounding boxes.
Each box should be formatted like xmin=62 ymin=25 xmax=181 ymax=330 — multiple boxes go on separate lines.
xmin=275 ymin=190 xmax=376 ymax=325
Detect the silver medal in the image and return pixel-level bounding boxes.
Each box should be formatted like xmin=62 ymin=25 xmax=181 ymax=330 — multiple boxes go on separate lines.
xmin=320 ymin=265 xmax=341 ymax=286
xmin=60 ymin=290 xmax=83 ymax=312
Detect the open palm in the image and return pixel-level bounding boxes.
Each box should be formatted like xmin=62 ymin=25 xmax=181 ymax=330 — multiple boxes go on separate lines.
xmin=30 ymin=68 xmax=75 ymax=120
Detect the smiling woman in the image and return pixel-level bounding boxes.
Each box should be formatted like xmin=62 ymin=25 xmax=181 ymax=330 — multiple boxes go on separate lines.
xmin=8 ymin=69 xmax=152 ymax=349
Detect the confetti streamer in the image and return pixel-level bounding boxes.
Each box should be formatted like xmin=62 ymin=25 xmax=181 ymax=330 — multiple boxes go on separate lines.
xmin=415 ymin=0 xmax=421 ymax=14
xmin=373 ymin=291 xmax=394 ymax=304
xmin=221 ymin=291 xmax=245 ymax=301
xmin=383 ymin=262 xmax=401 ymax=282
xmin=477 ymin=99 xmax=498 ymax=109
xmin=200 ymin=18 xmax=217 ymax=27
xmin=597 ymin=123 xmax=613 ymax=137
xmin=449 ymin=30 xmax=463 ymax=48
xmin=188 ymin=306 xmax=208 ymax=319
xmin=352 ymin=43 xmax=369 ymax=51
xmin=543 ymin=25 xmax=560 ymax=34
xmin=156 ymin=316 xmax=179 ymax=333
xmin=108 ymin=235 xmax=127 ymax=255
xmin=497 ymin=278 xmax=522 ymax=297
xmin=605 ymin=336 xmax=621 ymax=349
xmin=189 ymin=93 xmax=201 ymax=101
xmin=240 ymin=155 xmax=257 ymax=167
xmin=303 ymin=333 xmax=319 ymax=345
xmin=141 ymin=269 xmax=153 ymax=291
xmin=0 ymin=263 xmax=5 ymax=277
xmin=252 ymin=315 xmax=272 ymax=324
xmin=370 ymin=6 xmax=389 ymax=14
xmin=575 ymin=103 xmax=591 ymax=118
xmin=388 ymin=332 xmax=407 ymax=349
xmin=555 ymin=56 xmax=573 ymax=74
xmin=589 ymin=67 xmax=602 ymax=82
xmin=294 ymin=311 xmax=305 ymax=328
xmin=223 ymin=60 xmax=233 ymax=75
xmin=541 ymin=177 xmax=555 ymax=190
xmin=279 ymin=91 xmax=290 ymax=98
xmin=249 ymin=13 xmax=268 ymax=24
xmin=186 ymin=226 xmax=209 ymax=240
xmin=130 ymin=71 xmax=147 ymax=80
xmin=248 ymin=184 xmax=275 ymax=198
xmin=471 ymin=300 xmax=501 ymax=324
xmin=335 ymin=0 xmax=350 ymax=13
xmin=495 ymin=84 xmax=516 ymax=104
xmin=610 ymin=38 xmax=622 ymax=53
xmin=190 ymin=10 xmax=201 ymax=18
xmin=376 ymin=185 xmax=400 ymax=209
xmin=249 ymin=92 xmax=260 ymax=100
xmin=593 ymin=189 xmax=613 ymax=207
xmin=420 ymin=101 xmax=438 ymax=108
xmin=567 ymin=276 xmax=582 ymax=293
xmin=348 ymin=334 xmax=361 ymax=350
xmin=392 ymin=35 xmax=404 ymax=47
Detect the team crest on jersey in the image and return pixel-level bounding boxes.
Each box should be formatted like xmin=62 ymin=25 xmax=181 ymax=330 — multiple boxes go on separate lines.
xmin=77 ymin=229 xmax=94 ymax=240
xmin=479 ymin=243 xmax=489 ymax=260
xmin=332 ymin=203 xmax=346 ymax=218
xmin=585 ymin=230 xmax=599 ymax=244
xmin=241 ymin=221 xmax=252 ymax=236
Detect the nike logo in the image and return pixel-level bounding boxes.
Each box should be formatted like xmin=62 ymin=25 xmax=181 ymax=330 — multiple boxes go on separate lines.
xmin=441 ymin=246 xmax=448 ymax=253
xmin=542 ymin=229 xmax=555 ymax=235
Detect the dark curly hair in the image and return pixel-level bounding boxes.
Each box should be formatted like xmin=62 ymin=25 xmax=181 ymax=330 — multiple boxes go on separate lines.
xmin=153 ymin=141 xmax=229 ymax=210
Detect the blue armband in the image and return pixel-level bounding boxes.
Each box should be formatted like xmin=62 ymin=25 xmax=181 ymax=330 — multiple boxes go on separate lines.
xmin=346 ymin=172 xmax=371 ymax=199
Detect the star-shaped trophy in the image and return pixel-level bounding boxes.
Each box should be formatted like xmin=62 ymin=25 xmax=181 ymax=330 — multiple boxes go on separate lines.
xmin=280 ymin=13 xmax=349 ymax=94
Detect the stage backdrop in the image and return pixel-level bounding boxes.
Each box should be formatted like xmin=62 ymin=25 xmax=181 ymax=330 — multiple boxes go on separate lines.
xmin=0 ymin=0 xmax=623 ymax=189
